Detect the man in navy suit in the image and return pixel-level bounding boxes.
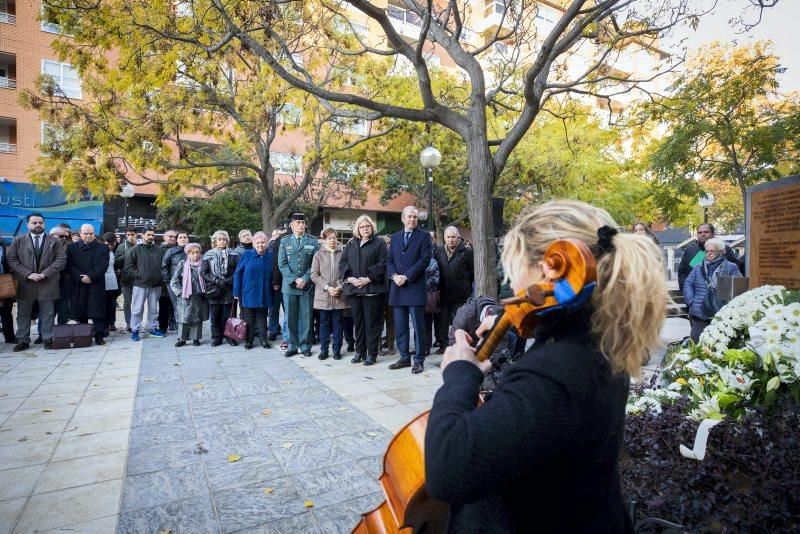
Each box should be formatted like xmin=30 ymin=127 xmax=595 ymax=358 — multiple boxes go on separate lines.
xmin=387 ymin=206 xmax=432 ymax=374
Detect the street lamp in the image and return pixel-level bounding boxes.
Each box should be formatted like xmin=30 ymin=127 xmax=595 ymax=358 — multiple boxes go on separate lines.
xmin=419 ymin=146 xmax=441 ymax=231
xmin=698 ymin=192 xmax=715 ymax=224
xmin=120 ymin=183 xmax=135 ymax=230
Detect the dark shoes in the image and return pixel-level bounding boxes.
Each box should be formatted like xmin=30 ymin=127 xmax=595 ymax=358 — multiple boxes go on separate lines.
xmin=435 ymin=346 xmax=446 ymax=355
xmin=302 ymin=350 xmax=313 ymax=358
xmin=412 ymin=363 xmax=424 ymax=374
xmin=284 ymin=349 xmax=298 ymax=357
xmin=346 ymin=343 xmax=354 ymax=353
xmin=95 ymin=336 xmax=106 ymax=346
xmin=333 ymin=352 xmax=342 ymax=360
xmin=388 ymin=359 xmax=411 ymax=370
xmin=351 ymin=353 xmax=365 ymax=364
xmin=261 ymin=339 xmax=272 ymax=349
xmin=109 ymin=325 xmax=117 ymax=332
xmin=34 ymin=336 xmax=43 ymax=344
xmin=211 ymin=339 xmax=223 ymax=347
xmin=227 ymin=338 xmax=238 ymax=346
xmin=245 ymin=342 xmax=254 ymax=350
xmin=319 ymin=351 xmax=329 ymax=360
xmin=43 ymin=341 xmax=52 ymax=350
xmin=363 ymin=356 xmax=376 ymax=366
xmin=175 ymin=340 xmax=187 ymax=347
xmin=267 ymin=333 xmax=278 ymax=341
xmin=13 ymin=342 xmax=30 ymax=352
xmin=193 ymin=340 xmax=201 ymax=346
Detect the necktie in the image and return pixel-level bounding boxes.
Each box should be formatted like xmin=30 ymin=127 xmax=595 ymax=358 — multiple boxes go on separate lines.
xmin=404 ymin=232 xmax=410 ymax=246
xmin=34 ymin=235 xmax=41 ymax=253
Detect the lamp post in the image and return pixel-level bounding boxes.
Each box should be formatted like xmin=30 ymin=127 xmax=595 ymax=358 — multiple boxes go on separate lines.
xmin=120 ymin=184 xmax=135 ymax=230
xmin=698 ymin=192 xmax=715 ymax=224
xmin=419 ymin=146 xmax=441 ymax=232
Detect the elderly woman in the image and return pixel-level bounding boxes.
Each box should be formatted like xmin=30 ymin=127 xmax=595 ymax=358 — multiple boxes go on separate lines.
xmin=340 ymin=215 xmax=387 ymax=366
xmin=170 ymin=243 xmax=208 ymax=347
xmin=683 ymin=237 xmax=742 ymax=342
xmin=201 ymin=230 xmax=240 ymax=347
xmin=311 ymin=228 xmax=349 ymax=360
xmin=233 ymin=231 xmax=273 ymax=350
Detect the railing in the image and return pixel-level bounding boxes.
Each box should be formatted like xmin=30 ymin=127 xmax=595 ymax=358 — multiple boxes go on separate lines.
xmin=0 ymin=142 xmax=17 ymax=153
xmin=0 ymin=12 xmax=16 ymax=24
xmin=387 ymin=4 xmax=421 ymax=26
xmin=0 ymin=77 xmax=17 ymax=89
xmin=41 ymin=20 xmax=62 ymax=33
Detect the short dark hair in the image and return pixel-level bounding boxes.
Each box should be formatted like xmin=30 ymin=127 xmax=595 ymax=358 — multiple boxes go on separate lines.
xmin=102 ymin=231 xmax=117 ymax=244
xmin=698 ymin=223 xmax=715 ymax=234
xmin=124 ymin=227 xmax=137 ymax=234
xmin=57 ymin=222 xmax=71 ymax=230
xmin=143 ymin=226 xmax=155 ymax=233
xmin=27 ymin=212 xmax=45 ymax=222
xmin=321 ymin=228 xmax=337 ymax=239
xmin=177 ymin=231 xmax=189 ymax=238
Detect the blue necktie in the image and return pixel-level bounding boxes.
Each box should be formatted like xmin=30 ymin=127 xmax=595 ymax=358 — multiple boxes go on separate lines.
xmin=404 ymin=232 xmax=410 ymax=246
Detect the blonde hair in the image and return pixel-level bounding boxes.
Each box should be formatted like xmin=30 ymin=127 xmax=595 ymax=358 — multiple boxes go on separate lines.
xmin=352 ymin=215 xmax=377 ymax=239
xmin=501 ymin=200 xmax=665 ymax=377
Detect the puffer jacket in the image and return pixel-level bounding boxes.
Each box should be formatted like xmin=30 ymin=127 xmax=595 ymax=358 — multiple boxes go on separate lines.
xmin=123 ymin=242 xmax=163 ymax=288
xmin=311 ymin=244 xmax=349 ymax=310
xmin=683 ymin=259 xmax=742 ymax=320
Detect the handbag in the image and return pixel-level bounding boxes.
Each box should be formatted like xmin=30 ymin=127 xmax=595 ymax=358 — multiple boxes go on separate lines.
xmin=0 ymin=273 xmax=17 ymax=300
xmin=425 ymin=290 xmax=440 ymax=314
xmin=224 ymin=301 xmax=248 ymax=341
xmin=700 ymin=265 xmax=727 ymax=317
xmin=205 ymin=280 xmax=225 ymax=299
xmin=52 ymin=322 xmax=93 ymax=350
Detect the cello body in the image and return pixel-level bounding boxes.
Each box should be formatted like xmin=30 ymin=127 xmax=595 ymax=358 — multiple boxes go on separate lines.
xmin=353 ymin=239 xmax=596 ymax=533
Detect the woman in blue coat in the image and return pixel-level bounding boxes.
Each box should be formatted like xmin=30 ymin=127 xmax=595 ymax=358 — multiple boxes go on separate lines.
xmin=233 ymin=232 xmax=273 ymax=349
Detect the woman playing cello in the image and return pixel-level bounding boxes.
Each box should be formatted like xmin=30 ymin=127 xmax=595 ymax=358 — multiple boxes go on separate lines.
xmin=424 ymin=200 xmax=666 ymax=533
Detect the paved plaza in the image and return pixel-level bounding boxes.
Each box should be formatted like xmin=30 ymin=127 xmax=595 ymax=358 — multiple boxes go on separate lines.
xmin=0 ymin=314 xmax=687 ymax=533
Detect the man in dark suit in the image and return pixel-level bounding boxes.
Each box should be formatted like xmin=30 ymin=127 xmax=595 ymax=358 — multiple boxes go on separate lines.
xmin=387 ymin=206 xmax=432 ymax=374
xmin=0 ymin=242 xmax=16 ymax=344
xmin=67 ymin=224 xmax=110 ymax=345
xmin=6 ymin=212 xmax=67 ymax=351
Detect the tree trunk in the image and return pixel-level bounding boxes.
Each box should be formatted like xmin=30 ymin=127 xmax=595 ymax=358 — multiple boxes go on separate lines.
xmin=465 ymin=134 xmax=497 ymax=299
xmin=260 ymin=187 xmax=276 ymax=235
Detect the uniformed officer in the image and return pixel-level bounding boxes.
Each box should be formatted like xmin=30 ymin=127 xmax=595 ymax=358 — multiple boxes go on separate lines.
xmin=278 ymin=213 xmax=320 ymax=357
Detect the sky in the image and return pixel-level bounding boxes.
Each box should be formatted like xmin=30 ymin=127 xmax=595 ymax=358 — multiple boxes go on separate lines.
xmin=669 ymin=0 xmax=799 ymax=92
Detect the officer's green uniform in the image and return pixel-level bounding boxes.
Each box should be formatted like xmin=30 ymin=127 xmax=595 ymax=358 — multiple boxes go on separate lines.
xmin=278 ymin=232 xmax=319 ymax=352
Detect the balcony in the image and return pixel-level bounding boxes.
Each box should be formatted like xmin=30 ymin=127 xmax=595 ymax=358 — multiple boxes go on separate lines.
xmin=0 ymin=52 xmax=17 ymax=90
xmin=0 ymin=117 xmax=17 ymax=153
xmin=387 ymin=3 xmax=422 ymax=41
xmin=481 ymin=0 xmax=509 ymax=33
xmin=0 ymin=1 xmax=15 ymax=24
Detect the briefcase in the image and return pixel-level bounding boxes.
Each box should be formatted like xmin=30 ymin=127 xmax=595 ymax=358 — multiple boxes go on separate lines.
xmin=52 ymin=323 xmax=94 ymax=350
xmin=224 ymin=302 xmax=248 ymax=341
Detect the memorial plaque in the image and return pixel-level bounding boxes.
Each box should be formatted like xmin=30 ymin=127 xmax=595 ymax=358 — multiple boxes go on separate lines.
xmin=746 ymin=175 xmax=800 ymax=289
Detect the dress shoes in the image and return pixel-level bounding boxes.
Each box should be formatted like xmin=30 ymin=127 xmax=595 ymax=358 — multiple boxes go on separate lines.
xmin=346 ymin=343 xmax=355 ymax=353
xmin=363 ymin=355 xmax=376 ymax=366
xmin=302 ymin=350 xmax=313 ymax=358
xmin=318 ymin=351 xmax=329 ymax=360
xmin=261 ymin=339 xmax=272 ymax=349
xmin=332 ymin=352 xmax=342 ymax=360
xmin=245 ymin=341 xmax=254 ymax=350
xmin=34 ymin=336 xmax=43 ymax=344
xmin=193 ymin=340 xmax=201 ymax=346
xmin=211 ymin=339 xmax=223 ymax=347
xmin=388 ymin=359 xmax=411 ymax=370
xmin=13 ymin=342 xmax=30 ymax=352
xmin=412 ymin=363 xmax=424 ymax=374
xmin=175 ymin=340 xmax=187 ymax=347
xmin=351 ymin=353 xmax=365 ymax=364
xmin=94 ymin=336 xmax=106 ymax=346
xmin=227 ymin=338 xmax=238 ymax=346
xmin=284 ymin=349 xmax=299 ymax=357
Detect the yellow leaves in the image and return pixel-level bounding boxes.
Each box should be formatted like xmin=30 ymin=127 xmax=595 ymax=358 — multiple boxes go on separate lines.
xmin=261 ymin=408 xmax=272 ymax=416
xmin=193 ymin=384 xmax=204 ymax=390
xmin=263 ymin=487 xmax=273 ymax=495
xmin=42 ymin=408 xmax=54 ymax=413
xmin=365 ymin=431 xmax=378 ymax=438
xmin=227 ymin=454 xmax=242 ymax=463
xmin=158 ymin=530 xmax=173 ymax=534
xmin=304 ymin=500 xmax=314 ymax=509
xmin=676 ymin=378 xmax=688 ymax=386
xmin=282 ymin=442 xmax=294 ymax=449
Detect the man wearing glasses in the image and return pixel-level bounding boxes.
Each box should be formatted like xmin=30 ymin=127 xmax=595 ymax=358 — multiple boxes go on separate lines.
xmin=6 ymin=213 xmax=67 ymax=351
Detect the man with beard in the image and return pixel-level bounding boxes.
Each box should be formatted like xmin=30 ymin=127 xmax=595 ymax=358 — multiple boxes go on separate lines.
xmin=124 ymin=226 xmax=166 ymax=341
xmin=158 ymin=229 xmax=178 ymax=332
xmin=67 ymin=224 xmax=109 ymax=345
xmin=6 ymin=213 xmax=67 ymax=351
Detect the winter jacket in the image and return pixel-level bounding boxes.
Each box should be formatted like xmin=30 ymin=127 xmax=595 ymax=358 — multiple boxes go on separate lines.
xmin=170 ymin=261 xmax=208 ymax=324
xmin=114 ymin=240 xmax=136 ymax=284
xmin=162 ymin=246 xmax=187 ymax=286
xmin=435 ymin=242 xmax=474 ymax=303
xmin=426 ymin=257 xmax=440 ymax=293
xmin=233 ymin=249 xmax=274 ymax=309
xmin=67 ymin=239 xmax=109 ymax=319
xmin=123 ymin=242 xmax=164 ymax=288
xmin=339 ymin=236 xmax=387 ymax=296
xmin=311 ymin=244 xmax=349 ymax=310
xmin=6 ymin=233 xmax=67 ymax=301
xmin=684 ymin=259 xmax=742 ymax=321
xmin=200 ymin=250 xmax=239 ymax=305
xmin=678 ymin=241 xmax=742 ymax=295
xmin=234 ymin=243 xmax=253 ymax=256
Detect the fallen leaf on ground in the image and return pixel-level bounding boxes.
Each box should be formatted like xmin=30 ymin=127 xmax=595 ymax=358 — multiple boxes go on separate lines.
xmin=282 ymin=442 xmax=293 ymax=449
xmin=173 ymin=362 xmax=181 ymax=366
xmin=143 ymin=378 xmax=155 ymax=382
xmin=193 ymin=384 xmax=204 ymax=390
xmin=227 ymin=454 xmax=242 ymax=463
xmin=262 ymin=408 xmax=272 ymax=416
xmin=158 ymin=530 xmax=174 ymax=534
xmin=68 ymin=402 xmax=76 ymax=405
xmin=338 ymin=407 xmax=348 ymax=412
xmin=304 ymin=500 xmax=314 ymax=509
xmin=41 ymin=408 xmax=54 ymax=413
xmin=366 ymin=431 xmax=378 ymax=437
xmin=263 ymin=487 xmax=273 ymax=495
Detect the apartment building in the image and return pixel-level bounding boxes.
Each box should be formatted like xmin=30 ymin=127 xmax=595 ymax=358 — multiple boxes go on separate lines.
xmin=0 ymin=0 xmax=668 ymax=240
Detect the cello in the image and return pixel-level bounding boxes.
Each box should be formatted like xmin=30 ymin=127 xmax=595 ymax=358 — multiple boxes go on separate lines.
xmin=353 ymin=238 xmax=597 ymax=533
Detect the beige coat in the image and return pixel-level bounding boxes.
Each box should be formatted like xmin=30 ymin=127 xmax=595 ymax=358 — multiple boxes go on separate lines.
xmin=7 ymin=233 xmax=67 ymax=301
xmin=310 ymin=244 xmax=349 ymax=310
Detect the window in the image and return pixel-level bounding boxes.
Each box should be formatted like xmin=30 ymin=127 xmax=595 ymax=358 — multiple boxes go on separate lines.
xmin=328 ymin=160 xmax=364 ymax=181
xmin=40 ymin=5 xmax=62 ymax=33
xmin=333 ymin=16 xmax=367 ymax=39
xmin=270 ymin=152 xmax=303 ymax=175
xmin=332 ymin=117 xmax=368 ymax=136
xmin=41 ymin=60 xmax=82 ymax=99
xmin=0 ymin=118 xmax=16 ymax=153
xmin=535 ymin=4 xmax=558 ymax=33
xmin=277 ymin=103 xmax=302 ymax=125
xmin=387 ymin=4 xmax=421 ymax=26
xmin=0 ymin=57 xmax=16 ymax=89
xmin=0 ymin=0 xmax=16 ymax=24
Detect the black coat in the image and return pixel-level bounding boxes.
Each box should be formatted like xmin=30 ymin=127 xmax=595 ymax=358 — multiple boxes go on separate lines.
xmin=339 ymin=236 xmax=388 ymax=296
xmin=67 ymin=240 xmax=109 ymax=319
xmin=425 ymin=307 xmax=631 ymax=533
xmin=678 ymin=241 xmax=742 ymax=294
xmin=435 ymin=242 xmax=474 ymax=303
xmin=200 ymin=252 xmax=239 ymax=305
xmin=271 ymin=235 xmax=288 ymax=290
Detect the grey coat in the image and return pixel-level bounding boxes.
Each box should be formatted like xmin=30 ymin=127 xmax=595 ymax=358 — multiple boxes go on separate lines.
xmin=170 ymin=261 xmax=208 ymax=324
xmin=311 ymin=244 xmax=349 ymax=310
xmin=7 ymin=233 xmax=67 ymax=301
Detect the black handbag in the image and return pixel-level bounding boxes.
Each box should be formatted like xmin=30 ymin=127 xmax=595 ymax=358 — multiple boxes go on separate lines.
xmin=205 ymin=281 xmax=225 ymax=299
xmin=700 ymin=265 xmax=727 ymax=317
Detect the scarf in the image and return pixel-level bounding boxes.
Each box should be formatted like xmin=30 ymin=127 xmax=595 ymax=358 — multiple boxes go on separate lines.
xmin=703 ymin=253 xmax=726 ymax=289
xmin=204 ymin=247 xmax=229 ymax=278
xmin=182 ymin=259 xmax=205 ymax=298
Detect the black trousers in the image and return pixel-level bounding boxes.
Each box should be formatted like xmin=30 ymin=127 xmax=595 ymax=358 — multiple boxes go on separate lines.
xmin=350 ymin=295 xmax=384 ymax=357
xmin=208 ymin=302 xmax=231 ymax=341
xmin=242 ymin=306 xmax=268 ymax=344
xmin=0 ymin=299 xmax=15 ymax=342
xmin=437 ymin=300 xmax=465 ymax=347
xmin=104 ymin=289 xmax=120 ymax=332
xmin=158 ymin=289 xmax=174 ymax=331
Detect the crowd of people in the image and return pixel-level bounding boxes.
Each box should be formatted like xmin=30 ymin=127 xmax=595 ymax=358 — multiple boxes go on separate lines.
xmin=0 ymin=206 xmax=477 ymax=376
